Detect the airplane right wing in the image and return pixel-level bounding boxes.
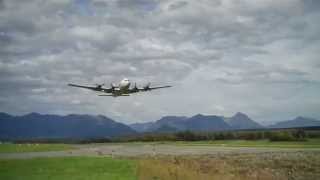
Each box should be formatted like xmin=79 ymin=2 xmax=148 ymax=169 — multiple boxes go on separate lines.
xmin=68 ymin=83 xmax=113 ymax=93
xmin=128 ymin=84 xmax=172 ymax=93
xmin=147 ymin=85 xmax=172 ymax=90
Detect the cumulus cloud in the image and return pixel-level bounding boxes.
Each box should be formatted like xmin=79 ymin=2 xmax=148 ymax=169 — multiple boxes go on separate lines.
xmin=0 ymin=0 xmax=319 ymax=124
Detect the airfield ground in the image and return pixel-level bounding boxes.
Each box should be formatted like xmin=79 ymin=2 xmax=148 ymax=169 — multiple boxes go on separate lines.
xmin=0 ymin=143 xmax=72 ymax=153
xmin=0 ymin=156 xmax=136 ymax=180
xmin=1 ymin=140 xmax=320 ymax=180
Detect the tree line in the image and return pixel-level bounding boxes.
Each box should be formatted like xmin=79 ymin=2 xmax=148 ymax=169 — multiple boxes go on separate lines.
xmin=117 ymin=128 xmax=320 ymax=142
xmin=7 ymin=128 xmax=320 ymax=144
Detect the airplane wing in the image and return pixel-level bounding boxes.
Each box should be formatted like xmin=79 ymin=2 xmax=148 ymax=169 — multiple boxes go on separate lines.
xmin=68 ymin=83 xmax=113 ymax=93
xmin=129 ymin=85 xmax=172 ymax=93
xmin=148 ymin=85 xmax=172 ymax=90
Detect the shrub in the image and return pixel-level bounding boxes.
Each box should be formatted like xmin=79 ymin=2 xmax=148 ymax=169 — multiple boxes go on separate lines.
xmin=175 ymin=131 xmax=197 ymax=141
xmin=269 ymin=131 xmax=295 ymax=141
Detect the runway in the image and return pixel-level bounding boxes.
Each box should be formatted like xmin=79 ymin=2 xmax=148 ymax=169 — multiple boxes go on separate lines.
xmin=1 ymin=143 xmax=320 ymax=159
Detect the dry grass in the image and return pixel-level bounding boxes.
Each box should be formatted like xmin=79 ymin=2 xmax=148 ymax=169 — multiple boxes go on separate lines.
xmin=137 ymin=151 xmax=320 ymax=180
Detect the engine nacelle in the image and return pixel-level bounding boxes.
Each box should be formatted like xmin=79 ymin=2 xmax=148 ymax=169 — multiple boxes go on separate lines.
xmin=132 ymin=83 xmax=139 ymax=91
xmin=143 ymin=82 xmax=151 ymax=90
xmin=110 ymin=83 xmax=117 ymax=89
xmin=95 ymin=83 xmax=104 ymax=89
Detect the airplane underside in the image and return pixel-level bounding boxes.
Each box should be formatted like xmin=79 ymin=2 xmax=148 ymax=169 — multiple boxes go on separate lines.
xmin=99 ymin=94 xmax=130 ymax=97
xmin=100 ymin=88 xmax=131 ymax=97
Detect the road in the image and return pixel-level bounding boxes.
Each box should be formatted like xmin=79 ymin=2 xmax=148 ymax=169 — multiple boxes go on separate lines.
xmin=1 ymin=143 xmax=320 ymax=159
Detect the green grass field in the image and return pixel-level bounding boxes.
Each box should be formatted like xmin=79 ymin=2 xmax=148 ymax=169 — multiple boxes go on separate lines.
xmin=137 ymin=151 xmax=320 ymax=180
xmin=1 ymin=152 xmax=319 ymax=180
xmin=0 ymin=157 xmax=137 ymax=180
xmin=171 ymin=138 xmax=320 ymax=148
xmin=0 ymin=144 xmax=73 ymax=153
xmin=124 ymin=138 xmax=320 ymax=148
xmin=0 ymin=140 xmax=320 ymax=180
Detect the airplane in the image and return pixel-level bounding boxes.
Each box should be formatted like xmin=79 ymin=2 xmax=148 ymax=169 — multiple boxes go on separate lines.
xmin=68 ymin=78 xmax=172 ymax=97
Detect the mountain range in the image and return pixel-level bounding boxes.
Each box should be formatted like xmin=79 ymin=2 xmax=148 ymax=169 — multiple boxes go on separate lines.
xmin=130 ymin=112 xmax=263 ymax=132
xmin=269 ymin=116 xmax=320 ymax=129
xmin=224 ymin=112 xmax=263 ymax=130
xmin=0 ymin=112 xmax=320 ymax=140
xmin=0 ymin=113 xmax=136 ymax=140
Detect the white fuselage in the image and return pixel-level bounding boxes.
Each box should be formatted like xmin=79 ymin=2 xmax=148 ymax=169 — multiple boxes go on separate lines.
xmin=118 ymin=78 xmax=131 ymax=92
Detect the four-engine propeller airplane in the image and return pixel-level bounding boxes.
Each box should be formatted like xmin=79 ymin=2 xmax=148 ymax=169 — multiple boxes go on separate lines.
xmin=68 ymin=78 xmax=171 ymax=97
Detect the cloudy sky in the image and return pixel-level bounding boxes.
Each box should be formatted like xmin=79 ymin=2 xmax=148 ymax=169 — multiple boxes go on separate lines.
xmin=0 ymin=0 xmax=319 ymax=124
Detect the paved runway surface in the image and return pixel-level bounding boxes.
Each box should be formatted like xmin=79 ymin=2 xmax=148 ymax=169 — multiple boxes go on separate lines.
xmin=1 ymin=143 xmax=320 ymax=159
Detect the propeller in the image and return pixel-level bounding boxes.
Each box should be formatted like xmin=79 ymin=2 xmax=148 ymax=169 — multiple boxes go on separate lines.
xmin=95 ymin=83 xmax=105 ymax=88
xmin=110 ymin=83 xmax=117 ymax=90
xmin=143 ymin=82 xmax=151 ymax=90
xmin=132 ymin=82 xmax=139 ymax=91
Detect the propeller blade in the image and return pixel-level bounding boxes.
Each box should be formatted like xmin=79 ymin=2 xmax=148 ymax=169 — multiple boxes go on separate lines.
xmin=95 ymin=83 xmax=105 ymax=88
xmin=143 ymin=82 xmax=151 ymax=90
xmin=144 ymin=82 xmax=151 ymax=88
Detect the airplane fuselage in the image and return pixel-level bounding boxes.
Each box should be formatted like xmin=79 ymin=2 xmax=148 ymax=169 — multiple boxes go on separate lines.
xmin=118 ymin=78 xmax=131 ymax=91
xmin=108 ymin=78 xmax=131 ymax=96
